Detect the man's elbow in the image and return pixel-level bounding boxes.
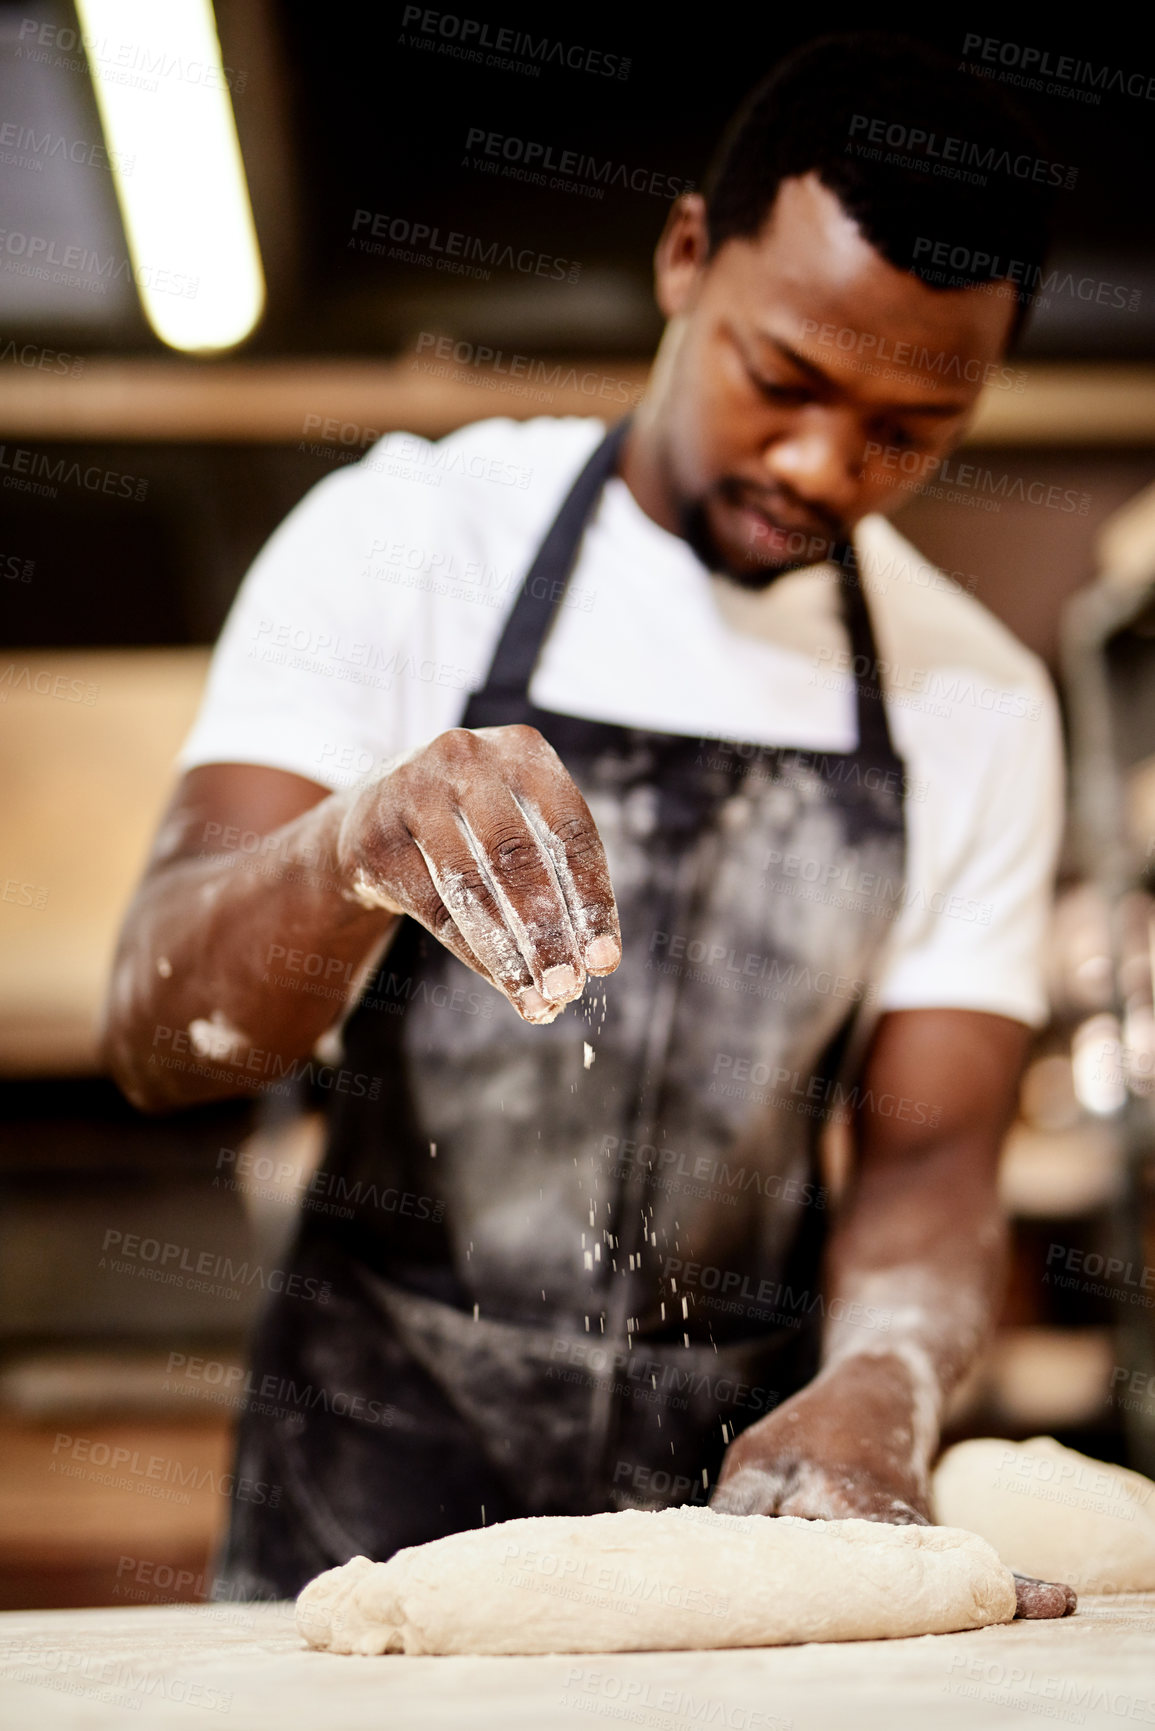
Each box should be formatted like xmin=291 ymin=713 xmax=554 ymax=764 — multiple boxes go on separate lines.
xmin=100 ymin=1011 xmax=181 ymax=1115
xmin=99 ymin=978 xmax=209 ymax=1115
xmin=102 ymin=1030 xmax=252 ymax=1115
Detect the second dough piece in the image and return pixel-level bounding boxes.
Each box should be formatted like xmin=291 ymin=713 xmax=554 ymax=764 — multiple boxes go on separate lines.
xmin=933 ymin=1435 xmax=1155 ymax=1592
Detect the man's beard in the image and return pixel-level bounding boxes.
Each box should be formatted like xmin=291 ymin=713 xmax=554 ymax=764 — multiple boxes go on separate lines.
xmin=678 ymin=487 xmax=849 ymax=592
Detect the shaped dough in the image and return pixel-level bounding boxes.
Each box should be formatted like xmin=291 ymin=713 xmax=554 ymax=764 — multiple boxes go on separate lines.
xmin=296 ymin=1506 xmax=1015 ymax=1656
xmin=933 ymin=1436 xmax=1155 ymax=1593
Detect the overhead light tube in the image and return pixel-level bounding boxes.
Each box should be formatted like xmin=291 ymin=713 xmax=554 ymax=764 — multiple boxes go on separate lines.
xmin=76 ymin=0 xmax=265 ymax=353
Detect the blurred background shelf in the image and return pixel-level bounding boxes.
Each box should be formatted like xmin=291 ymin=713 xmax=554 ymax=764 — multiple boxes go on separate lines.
xmin=0 ymin=359 xmax=1151 ymax=444
xmin=0 ymin=649 xmax=209 ymax=1076
xmin=0 ymin=1416 xmax=232 ymax=1611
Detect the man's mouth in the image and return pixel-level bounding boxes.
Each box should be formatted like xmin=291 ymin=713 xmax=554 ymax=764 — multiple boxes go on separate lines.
xmin=679 ymin=488 xmax=848 ymax=590
xmin=726 ymin=492 xmax=841 ymax=561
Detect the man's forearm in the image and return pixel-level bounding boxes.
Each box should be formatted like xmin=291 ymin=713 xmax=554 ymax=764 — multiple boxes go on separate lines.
xmin=712 ymin=1013 xmax=1031 ymax=1532
xmin=103 ymin=790 xmax=395 ymax=1112
xmin=818 ymin=1133 xmax=1009 ymax=1499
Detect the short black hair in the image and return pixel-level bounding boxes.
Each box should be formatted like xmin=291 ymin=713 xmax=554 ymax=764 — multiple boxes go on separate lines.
xmin=704 ymin=33 xmax=1056 ymax=340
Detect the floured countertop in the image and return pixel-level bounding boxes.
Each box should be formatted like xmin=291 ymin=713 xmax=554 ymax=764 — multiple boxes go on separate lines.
xmin=0 ymin=1595 xmax=1153 ymax=1730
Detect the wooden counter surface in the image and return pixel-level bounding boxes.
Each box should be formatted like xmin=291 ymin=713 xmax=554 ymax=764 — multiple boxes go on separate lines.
xmin=0 ymin=1593 xmax=1152 ymax=1729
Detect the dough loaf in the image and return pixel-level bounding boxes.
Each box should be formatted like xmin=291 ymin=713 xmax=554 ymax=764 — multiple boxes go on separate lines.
xmin=933 ymin=1436 xmax=1155 ymax=1593
xmin=296 ymin=1506 xmax=1016 ymax=1656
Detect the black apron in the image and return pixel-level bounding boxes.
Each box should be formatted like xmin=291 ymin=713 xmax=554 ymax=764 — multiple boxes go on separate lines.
xmin=214 ymin=421 xmax=908 ymax=1600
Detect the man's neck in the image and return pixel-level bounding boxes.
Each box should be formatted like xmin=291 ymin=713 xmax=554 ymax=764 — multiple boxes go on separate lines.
xmin=615 ymin=402 xmax=682 ymax=540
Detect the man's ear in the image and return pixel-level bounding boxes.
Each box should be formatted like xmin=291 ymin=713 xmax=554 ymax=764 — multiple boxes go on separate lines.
xmin=654 ymin=193 xmax=711 ymax=320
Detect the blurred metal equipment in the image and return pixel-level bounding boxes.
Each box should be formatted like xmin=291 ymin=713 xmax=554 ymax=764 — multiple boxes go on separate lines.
xmin=1062 ymin=480 xmax=1155 ymax=1475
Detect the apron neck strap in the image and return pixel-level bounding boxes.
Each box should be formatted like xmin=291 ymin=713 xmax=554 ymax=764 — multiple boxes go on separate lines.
xmin=831 ymin=540 xmax=899 ymax=764
xmin=468 ymin=419 xmax=898 ymax=765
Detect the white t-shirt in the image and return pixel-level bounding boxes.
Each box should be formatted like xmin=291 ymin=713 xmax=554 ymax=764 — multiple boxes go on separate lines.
xmin=179 ymin=415 xmax=1064 ymax=1027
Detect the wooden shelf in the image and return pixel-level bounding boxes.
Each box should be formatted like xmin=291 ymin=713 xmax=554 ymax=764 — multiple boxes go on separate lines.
xmin=0 ymin=360 xmax=1151 ymax=445
xmin=0 ymin=649 xmax=209 ymax=1075
xmin=0 ymin=1416 xmax=231 ymax=1609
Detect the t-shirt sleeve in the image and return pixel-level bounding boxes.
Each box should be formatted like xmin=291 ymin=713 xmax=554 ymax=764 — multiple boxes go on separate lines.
xmin=176 ymin=416 xmax=601 ymax=791
xmin=873 ymin=674 xmax=1064 ymax=1028
xmin=177 ymin=457 xmax=431 ymax=790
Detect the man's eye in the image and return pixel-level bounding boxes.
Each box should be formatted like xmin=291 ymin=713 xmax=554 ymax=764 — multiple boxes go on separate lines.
xmin=748 ymin=369 xmax=804 ymax=403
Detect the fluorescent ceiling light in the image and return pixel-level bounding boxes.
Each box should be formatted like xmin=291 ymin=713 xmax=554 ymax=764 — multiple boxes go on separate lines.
xmin=76 ymin=0 xmax=265 ymax=353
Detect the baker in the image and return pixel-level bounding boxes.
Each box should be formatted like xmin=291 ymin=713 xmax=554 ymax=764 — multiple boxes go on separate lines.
xmin=104 ymin=36 xmax=1070 ymax=1616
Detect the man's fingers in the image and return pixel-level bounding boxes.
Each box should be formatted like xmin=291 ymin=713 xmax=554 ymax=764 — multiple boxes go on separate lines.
xmin=350 ymin=725 xmax=620 ymax=1020
xmin=709 ymin=1465 xmax=789 ymax=1516
xmin=1012 ymin=1573 xmax=1077 ymax=1619
xmin=878 ymin=1501 xmax=931 ymax=1526
xmin=419 ymin=896 xmax=528 ymax=1002
xmin=773 ymin=1481 xmax=924 ymax=1523
xmin=409 ymin=826 xmax=551 ymax=1013
xmin=454 ymin=787 xmax=586 ymax=1002
xmin=475 ymin=725 xmax=620 ymax=977
xmin=383 ymin=850 xmax=558 ymax=1024
xmin=519 ymin=795 xmax=621 ymax=975
xmin=714 ymin=1453 xmax=932 ymax=1525
xmin=401 ymin=793 xmax=593 ymax=1020
xmin=367 ymin=832 xmax=532 ymax=1003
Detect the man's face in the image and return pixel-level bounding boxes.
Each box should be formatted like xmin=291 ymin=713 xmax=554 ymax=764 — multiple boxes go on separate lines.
xmin=649 ymin=173 xmax=1018 ymax=586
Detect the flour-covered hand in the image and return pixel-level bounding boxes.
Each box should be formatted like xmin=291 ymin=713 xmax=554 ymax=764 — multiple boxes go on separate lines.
xmin=711 ymin=1356 xmax=932 ymax=1527
xmin=337 ymin=724 xmax=621 ymax=1022
xmin=711 ymin=1358 xmax=1075 ymax=1618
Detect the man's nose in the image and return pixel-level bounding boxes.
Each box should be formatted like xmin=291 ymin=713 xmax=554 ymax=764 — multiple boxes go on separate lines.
xmin=761 ymin=407 xmax=863 ymax=518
